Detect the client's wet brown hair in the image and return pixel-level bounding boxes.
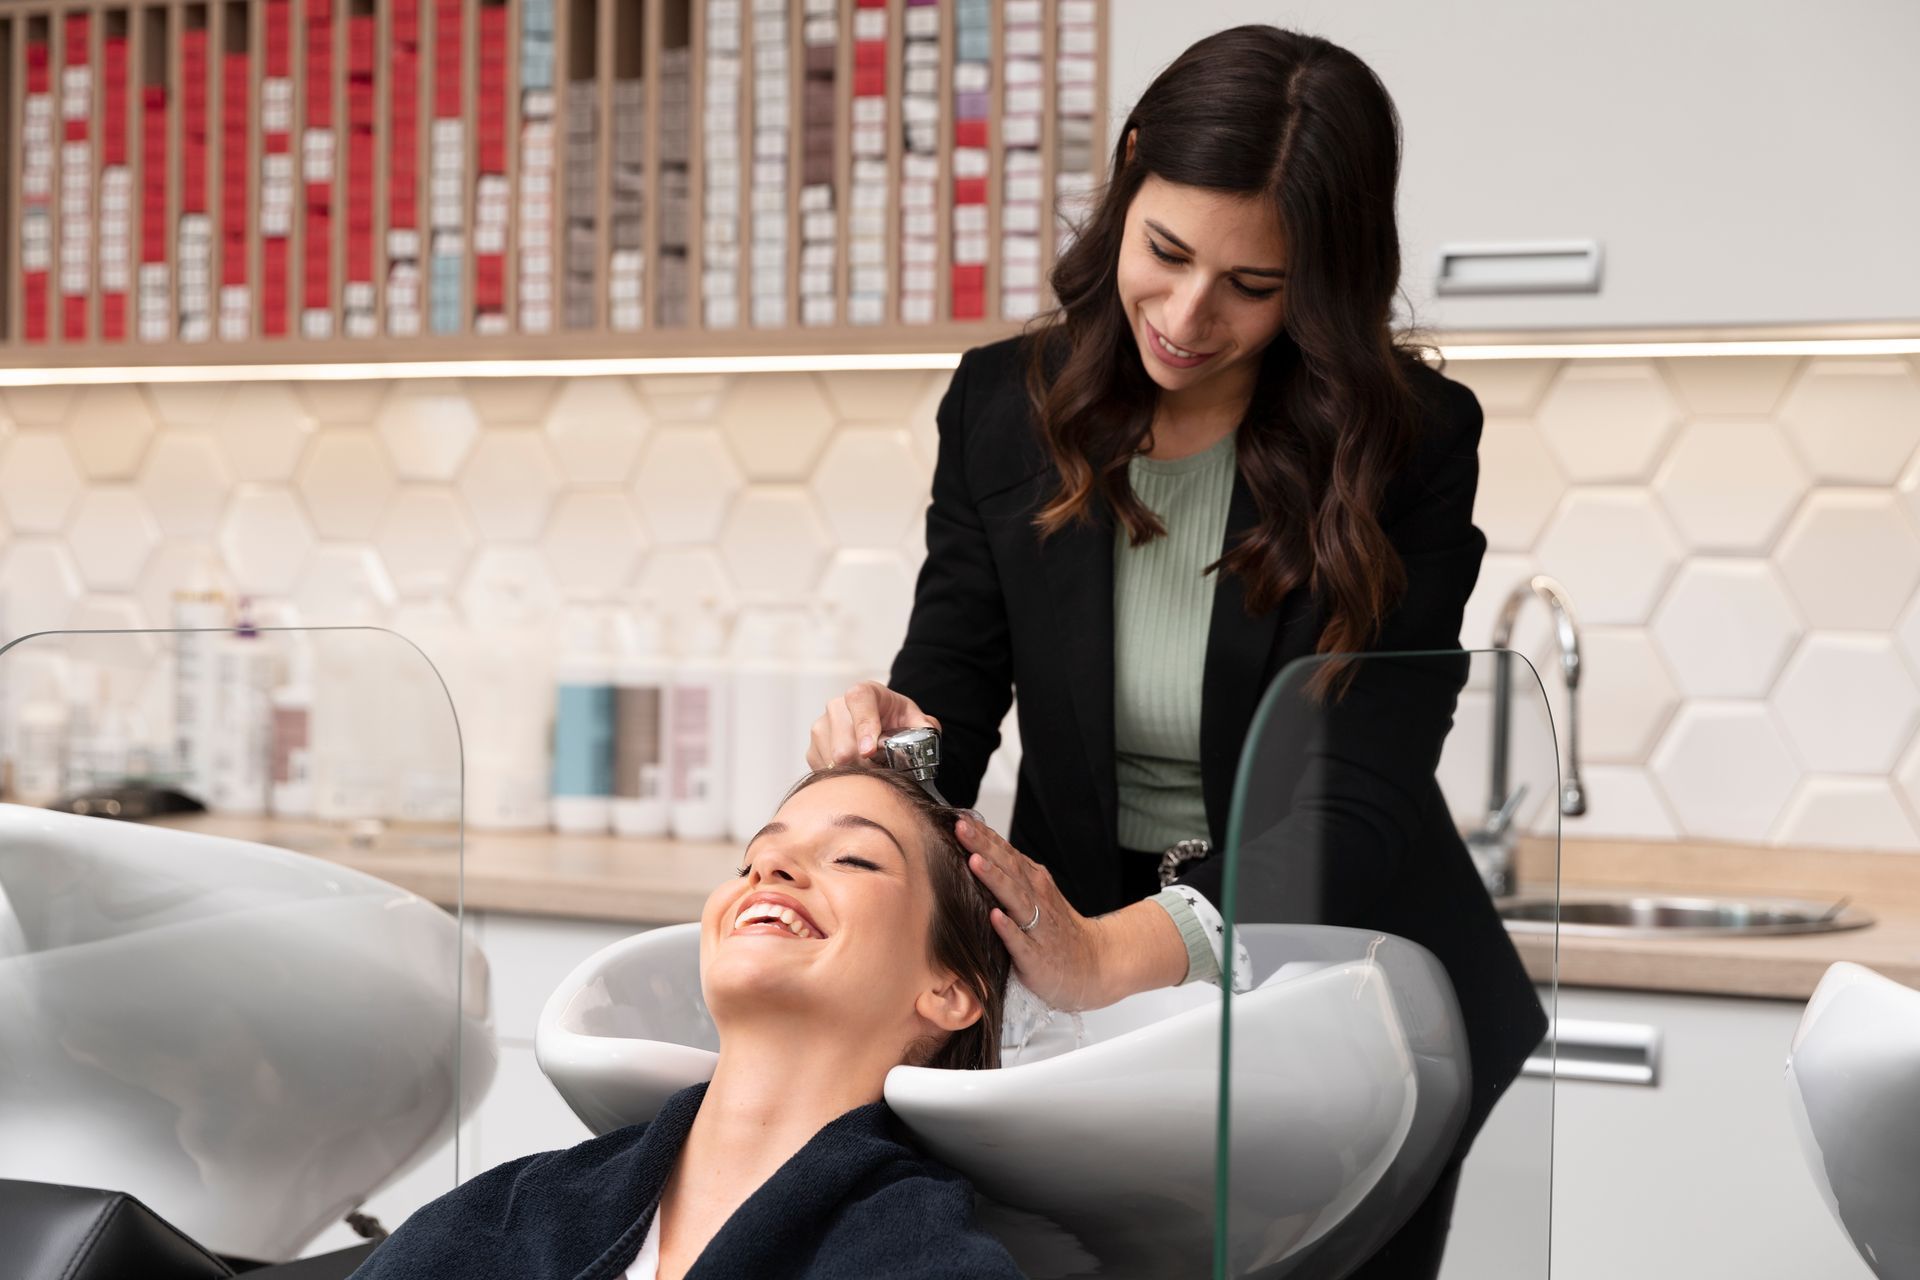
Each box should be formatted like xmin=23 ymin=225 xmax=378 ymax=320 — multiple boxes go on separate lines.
xmin=783 ymin=766 xmax=1011 ymax=1072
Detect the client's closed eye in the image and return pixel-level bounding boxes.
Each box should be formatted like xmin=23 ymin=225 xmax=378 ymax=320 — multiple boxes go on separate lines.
xmin=836 ymin=855 xmax=882 ymax=871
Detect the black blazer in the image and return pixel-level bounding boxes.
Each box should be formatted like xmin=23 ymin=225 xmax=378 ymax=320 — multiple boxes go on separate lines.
xmin=889 ymin=333 xmax=1545 ymax=1137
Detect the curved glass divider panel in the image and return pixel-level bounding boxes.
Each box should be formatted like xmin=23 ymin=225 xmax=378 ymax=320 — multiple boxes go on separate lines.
xmin=0 ymin=626 xmax=491 ymax=1266
xmin=1213 ymin=649 xmax=1559 ymax=1279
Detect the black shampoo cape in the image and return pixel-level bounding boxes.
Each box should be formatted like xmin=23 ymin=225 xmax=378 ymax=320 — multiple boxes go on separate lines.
xmin=348 ymin=1082 xmax=1024 ymax=1280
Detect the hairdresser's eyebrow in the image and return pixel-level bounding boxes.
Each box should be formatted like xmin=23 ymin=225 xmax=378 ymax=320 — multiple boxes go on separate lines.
xmin=744 ymin=816 xmax=907 ymax=861
xmin=1145 ymin=219 xmax=1288 ymax=279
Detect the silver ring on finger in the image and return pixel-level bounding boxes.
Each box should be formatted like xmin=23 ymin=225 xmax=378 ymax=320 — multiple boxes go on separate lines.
xmin=1018 ymin=903 xmax=1041 ymax=933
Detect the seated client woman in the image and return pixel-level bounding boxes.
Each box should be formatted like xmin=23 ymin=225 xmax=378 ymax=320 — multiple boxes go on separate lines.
xmin=350 ymin=766 xmax=1021 ymax=1280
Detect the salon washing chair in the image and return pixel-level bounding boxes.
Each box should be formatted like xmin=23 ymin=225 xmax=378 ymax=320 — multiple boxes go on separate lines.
xmin=535 ymin=920 xmax=1469 ymax=1279
xmin=0 ymin=803 xmax=495 ymax=1276
xmin=1785 ymin=961 xmax=1920 ymax=1278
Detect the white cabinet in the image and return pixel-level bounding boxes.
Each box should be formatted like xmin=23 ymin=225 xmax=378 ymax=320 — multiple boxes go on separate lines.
xmin=1108 ymin=0 xmax=1920 ymax=331
xmin=1445 ymin=985 xmax=1874 ymax=1279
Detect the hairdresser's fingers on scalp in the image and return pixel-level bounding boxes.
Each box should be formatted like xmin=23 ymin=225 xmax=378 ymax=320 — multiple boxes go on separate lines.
xmin=825 ymin=696 xmax=860 ymax=765
xmin=844 ymin=681 xmax=890 ymax=758
xmin=806 ymin=713 xmax=833 ymax=770
xmin=878 ymin=686 xmax=939 ymax=733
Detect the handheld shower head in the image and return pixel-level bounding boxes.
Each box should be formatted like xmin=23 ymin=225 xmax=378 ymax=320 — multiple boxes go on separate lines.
xmin=879 ymin=726 xmax=950 ymax=807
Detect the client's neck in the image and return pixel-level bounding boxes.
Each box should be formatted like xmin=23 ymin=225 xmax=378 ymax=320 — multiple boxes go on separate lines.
xmin=683 ymin=1023 xmax=900 ymax=1178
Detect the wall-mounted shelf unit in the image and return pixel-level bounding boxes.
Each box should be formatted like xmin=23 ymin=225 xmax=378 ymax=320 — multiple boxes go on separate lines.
xmin=0 ymin=0 xmax=1105 ymax=366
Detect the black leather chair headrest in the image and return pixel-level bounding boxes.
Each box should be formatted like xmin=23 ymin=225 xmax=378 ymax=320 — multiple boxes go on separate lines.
xmin=0 ymin=1179 xmax=234 ymax=1280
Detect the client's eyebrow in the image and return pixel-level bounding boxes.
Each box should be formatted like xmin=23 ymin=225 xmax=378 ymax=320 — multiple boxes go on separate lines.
xmin=744 ymin=816 xmax=907 ymax=861
xmin=1146 ymin=219 xmax=1288 ymax=279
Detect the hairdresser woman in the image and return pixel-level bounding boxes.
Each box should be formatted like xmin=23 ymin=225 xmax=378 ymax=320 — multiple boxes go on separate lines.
xmin=807 ymin=25 xmax=1542 ymax=1278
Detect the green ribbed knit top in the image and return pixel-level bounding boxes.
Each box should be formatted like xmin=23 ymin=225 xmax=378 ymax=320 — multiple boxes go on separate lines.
xmin=1113 ymin=429 xmax=1238 ymax=853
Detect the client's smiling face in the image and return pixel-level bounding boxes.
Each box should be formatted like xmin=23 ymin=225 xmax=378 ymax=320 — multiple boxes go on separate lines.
xmin=698 ymin=773 xmax=977 ymax=1055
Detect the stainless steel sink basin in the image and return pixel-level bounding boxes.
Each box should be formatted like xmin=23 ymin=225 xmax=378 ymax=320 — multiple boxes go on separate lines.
xmin=1497 ymin=894 xmax=1874 ymax=938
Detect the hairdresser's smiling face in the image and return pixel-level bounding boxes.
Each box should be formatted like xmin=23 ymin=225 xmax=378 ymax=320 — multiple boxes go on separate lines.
xmin=1116 ymin=172 xmax=1291 ymax=408
xmin=699 ymin=775 xmax=944 ymax=1029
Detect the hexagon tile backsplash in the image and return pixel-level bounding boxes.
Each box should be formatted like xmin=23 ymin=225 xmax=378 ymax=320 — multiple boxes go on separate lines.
xmin=3 ymin=354 xmax=1920 ymax=853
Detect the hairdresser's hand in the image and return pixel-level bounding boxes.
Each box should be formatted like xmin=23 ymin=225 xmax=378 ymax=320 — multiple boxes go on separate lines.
xmin=958 ymin=816 xmax=1187 ymax=1012
xmin=806 ymin=680 xmax=941 ymax=770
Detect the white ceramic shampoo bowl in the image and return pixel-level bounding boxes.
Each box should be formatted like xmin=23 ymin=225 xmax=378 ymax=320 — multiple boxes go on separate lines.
xmin=1786 ymin=961 xmax=1920 ymax=1278
xmin=0 ymin=803 xmax=496 ymax=1261
xmin=537 ymin=922 xmax=1467 ymax=1278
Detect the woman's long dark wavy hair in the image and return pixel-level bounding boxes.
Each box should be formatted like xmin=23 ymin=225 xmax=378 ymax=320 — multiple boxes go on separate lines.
xmin=1027 ymin=25 xmax=1441 ymax=699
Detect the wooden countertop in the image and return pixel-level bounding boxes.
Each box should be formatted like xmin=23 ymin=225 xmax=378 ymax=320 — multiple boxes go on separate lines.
xmin=155 ymin=815 xmax=1920 ymax=1002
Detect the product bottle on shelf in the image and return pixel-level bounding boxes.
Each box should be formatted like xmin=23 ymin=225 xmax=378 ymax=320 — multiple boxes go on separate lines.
xmin=269 ymin=629 xmax=315 ymax=819
xmin=208 ymin=597 xmax=278 ymax=815
xmin=14 ymin=698 xmax=71 ymax=808
xmin=727 ymin=607 xmax=802 ymax=842
xmin=170 ymin=560 xmax=231 ymax=806
xmin=668 ymin=602 xmax=731 ymax=841
xmin=551 ymin=605 xmax=617 ymax=834
xmin=611 ymin=605 xmax=673 ymax=838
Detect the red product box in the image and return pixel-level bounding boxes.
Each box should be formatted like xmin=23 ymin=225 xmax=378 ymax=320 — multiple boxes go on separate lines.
xmin=64 ymin=297 xmax=87 ymax=342
xmin=103 ymin=293 xmax=126 ymax=340
xmin=24 ymin=276 xmax=48 ymax=343
xmin=854 ymin=68 xmax=885 ymax=96
xmin=954 ymin=119 xmax=987 ymax=149
xmin=954 ymin=178 xmax=986 ymax=206
xmin=854 ymin=41 xmax=886 ymax=68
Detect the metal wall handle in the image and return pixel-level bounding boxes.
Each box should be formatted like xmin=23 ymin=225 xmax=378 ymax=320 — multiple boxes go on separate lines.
xmin=1522 ymin=1018 xmax=1661 ymax=1087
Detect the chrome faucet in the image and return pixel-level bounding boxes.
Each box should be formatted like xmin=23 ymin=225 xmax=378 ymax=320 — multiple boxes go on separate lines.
xmin=1466 ymin=575 xmax=1587 ymax=897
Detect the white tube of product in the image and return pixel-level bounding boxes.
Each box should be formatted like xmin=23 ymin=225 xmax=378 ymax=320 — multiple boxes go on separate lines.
xmin=14 ymin=699 xmax=70 ymax=807
xmin=551 ymin=606 xmax=616 ymax=834
xmin=611 ymin=606 xmax=673 ymax=838
xmin=668 ymin=605 xmax=730 ymax=840
xmin=170 ymin=574 xmax=230 ymax=806
xmin=727 ymin=607 xmax=802 ymax=842
xmin=208 ymin=616 xmax=278 ymax=815
xmin=269 ymin=631 xmax=314 ymax=819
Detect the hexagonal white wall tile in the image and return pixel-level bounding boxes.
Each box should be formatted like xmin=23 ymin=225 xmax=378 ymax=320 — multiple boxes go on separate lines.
xmin=1662 ymin=356 xmax=1800 ymax=418
xmin=459 ymin=431 xmax=563 ymax=540
xmin=1 ymin=384 xmax=77 ymax=426
xmin=138 ymin=433 xmax=232 ymax=537
xmin=1649 ymin=702 xmax=1803 ymax=842
xmin=377 ymin=488 xmax=479 ymax=598
xmin=0 ymin=539 xmax=85 ymax=636
xmin=211 ymin=384 xmax=317 ymax=482
xmin=907 ymin=372 xmax=947 ymax=467
xmin=1447 ymin=360 xmax=1562 ymax=417
xmin=1533 ymin=489 xmax=1682 ymax=626
xmin=292 ymin=545 xmax=398 ymax=624
xmin=543 ymin=378 xmax=652 ymax=482
xmin=66 ymin=488 xmax=161 ymax=590
xmin=717 ymin=373 xmax=837 ymax=481
xmin=133 ymin=542 xmax=231 ymax=632
xmin=1775 ymin=491 xmax=1920 ymax=631
xmin=1772 ymin=635 xmax=1920 ymax=774
xmin=66 ymin=385 xmax=158 ymax=479
xmin=0 ymin=432 xmax=85 ymax=532
xmin=1576 ymin=628 xmax=1680 ymax=764
xmin=817 ymin=369 xmax=943 ymax=423
xmin=635 ymin=373 xmax=729 ymax=423
xmin=634 ymin=547 xmax=738 ymax=624
xmin=1774 ymin=777 xmax=1920 ymax=852
xmin=458 ymin=545 xmax=563 ymax=630
xmin=1473 ymin=417 xmax=1566 ymax=551
xmin=542 ymin=491 xmax=647 ymax=598
xmin=145 ymin=382 xmax=230 ymax=426
xmin=1535 ymin=362 xmax=1681 ymax=483
xmin=220 ymin=487 xmax=317 ymax=596
xmin=1652 ymin=420 xmax=1808 ymax=553
xmin=1650 ymin=559 xmax=1802 ymax=699
xmin=376 ymin=380 xmax=481 ymax=480
xmin=1556 ymin=765 xmax=1680 ymax=841
xmin=809 ymin=429 xmax=930 ymax=549
xmin=466 ymin=376 xmax=560 ymax=425
xmin=295 ymin=379 xmax=391 ymax=425
xmin=718 ymin=489 xmax=831 ymax=600
xmin=296 ymin=430 xmax=400 ymax=540
xmin=817 ymin=550 xmax=916 ymax=675
xmin=632 ymin=429 xmax=742 ymax=545
xmin=1777 ymin=358 xmax=1920 ymax=485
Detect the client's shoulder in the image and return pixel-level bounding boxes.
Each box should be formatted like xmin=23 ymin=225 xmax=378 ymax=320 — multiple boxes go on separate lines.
xmin=805 ymin=1107 xmax=1024 ymax=1279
